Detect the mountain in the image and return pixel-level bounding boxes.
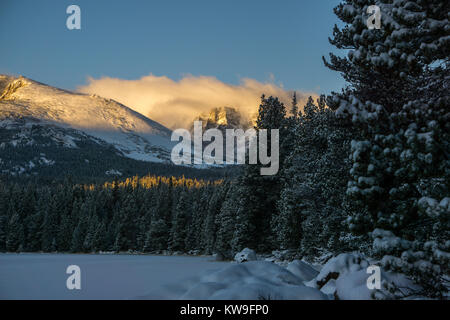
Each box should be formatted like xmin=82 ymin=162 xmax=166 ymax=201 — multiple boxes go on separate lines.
xmin=0 ymin=75 xmax=181 ymax=179
xmin=0 ymin=75 xmax=173 ymax=160
xmin=188 ymin=107 xmax=253 ymax=165
xmin=191 ymin=106 xmax=252 ymax=133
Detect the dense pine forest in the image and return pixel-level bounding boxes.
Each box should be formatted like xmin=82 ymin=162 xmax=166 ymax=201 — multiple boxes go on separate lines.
xmin=0 ymin=94 xmax=359 ymax=259
xmin=0 ymin=0 xmax=448 ymax=298
xmin=0 ymin=175 xmax=226 ymax=254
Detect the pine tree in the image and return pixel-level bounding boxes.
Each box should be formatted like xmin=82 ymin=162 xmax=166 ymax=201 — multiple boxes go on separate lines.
xmin=231 ymin=183 xmax=258 ymax=252
xmin=202 ymin=184 xmax=228 ymax=254
xmin=57 ymin=211 xmax=72 ymax=252
xmin=215 ymin=185 xmax=239 ymax=258
xmin=112 ymin=230 xmax=121 ymax=253
xmin=94 ymin=221 xmax=107 ymax=252
xmin=118 ymin=194 xmax=139 ymax=250
xmin=291 ymin=92 xmax=298 ymax=118
xmin=325 ymin=0 xmax=450 ymax=297
xmin=6 ymin=213 xmax=24 ymax=252
xmin=169 ymin=191 xmax=190 ymax=252
xmin=277 ymin=96 xmax=357 ymax=256
xmin=71 ymin=203 xmax=89 ymax=252
xmin=41 ymin=196 xmax=60 ymax=251
xmin=185 ymin=190 xmax=204 ymax=251
xmin=229 ymin=95 xmax=288 ymax=253
xmin=26 ymin=212 xmax=44 ymax=252
xmin=135 ymin=216 xmax=148 ymax=252
xmin=146 ymin=218 xmax=169 ymax=252
xmin=0 ymin=188 xmax=7 ymax=252
xmin=0 ymin=214 xmax=7 ymax=252
xmin=83 ymin=215 xmax=99 ymax=252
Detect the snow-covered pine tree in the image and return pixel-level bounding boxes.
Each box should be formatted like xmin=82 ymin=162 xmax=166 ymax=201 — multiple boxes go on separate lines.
xmin=291 ymin=92 xmax=298 ymax=118
xmin=83 ymin=214 xmax=99 ymax=252
xmin=231 ymin=183 xmax=258 ymax=252
xmin=215 ymin=185 xmax=239 ymax=258
xmin=202 ymin=183 xmax=229 ymax=254
xmin=325 ymin=0 xmax=449 ymax=297
xmin=185 ymin=189 xmax=205 ymax=251
xmin=93 ymin=221 xmax=107 ymax=252
xmin=169 ymin=190 xmax=190 ymax=252
xmin=275 ymin=96 xmax=316 ymax=251
xmin=117 ymin=194 xmax=139 ymax=250
xmin=277 ymin=95 xmax=357 ymax=257
xmin=41 ymin=195 xmax=60 ymax=252
xmin=231 ymin=95 xmax=288 ymax=252
xmin=70 ymin=203 xmax=89 ymax=252
xmin=25 ymin=191 xmax=48 ymax=252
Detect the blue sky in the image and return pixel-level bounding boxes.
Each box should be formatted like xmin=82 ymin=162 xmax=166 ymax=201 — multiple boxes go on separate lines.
xmin=0 ymin=0 xmax=345 ymax=94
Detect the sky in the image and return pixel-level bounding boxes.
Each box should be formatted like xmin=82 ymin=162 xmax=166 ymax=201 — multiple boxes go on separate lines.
xmin=0 ymin=0 xmax=345 ymax=92
xmin=0 ymin=0 xmax=347 ymax=127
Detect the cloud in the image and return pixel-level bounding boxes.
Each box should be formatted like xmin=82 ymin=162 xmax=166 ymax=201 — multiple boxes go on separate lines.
xmin=78 ymin=74 xmax=313 ymax=129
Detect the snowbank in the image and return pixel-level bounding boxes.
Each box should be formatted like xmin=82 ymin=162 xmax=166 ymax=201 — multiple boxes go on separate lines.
xmin=140 ymin=261 xmax=328 ymax=300
xmin=234 ymin=248 xmax=257 ymax=263
xmin=138 ymin=252 xmax=421 ymax=300
xmin=304 ymin=253 xmax=419 ymax=299
xmin=286 ymin=260 xmax=319 ymax=282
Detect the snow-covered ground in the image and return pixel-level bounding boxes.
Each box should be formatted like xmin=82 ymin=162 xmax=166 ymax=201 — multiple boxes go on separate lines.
xmin=141 ymin=260 xmax=327 ymax=300
xmin=0 ymin=253 xmax=227 ymax=300
xmin=0 ymin=252 xmax=419 ymax=300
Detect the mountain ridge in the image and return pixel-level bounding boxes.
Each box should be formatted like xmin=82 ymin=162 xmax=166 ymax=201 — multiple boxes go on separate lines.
xmin=0 ymin=74 xmax=174 ymax=163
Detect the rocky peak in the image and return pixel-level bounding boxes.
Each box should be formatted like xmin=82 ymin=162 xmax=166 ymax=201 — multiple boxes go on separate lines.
xmin=192 ymin=106 xmax=251 ymax=132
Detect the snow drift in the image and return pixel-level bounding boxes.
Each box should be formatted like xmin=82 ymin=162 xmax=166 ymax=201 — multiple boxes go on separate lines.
xmin=139 ymin=261 xmax=328 ymax=300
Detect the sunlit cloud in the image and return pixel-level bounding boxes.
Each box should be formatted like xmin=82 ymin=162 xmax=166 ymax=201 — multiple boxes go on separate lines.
xmin=78 ymin=74 xmax=314 ymax=129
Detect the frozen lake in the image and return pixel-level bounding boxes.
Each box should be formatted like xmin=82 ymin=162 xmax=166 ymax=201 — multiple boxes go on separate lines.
xmin=0 ymin=253 xmax=227 ymax=300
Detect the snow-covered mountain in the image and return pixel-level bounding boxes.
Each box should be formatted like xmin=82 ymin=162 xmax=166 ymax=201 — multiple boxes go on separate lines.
xmin=191 ymin=106 xmax=252 ymax=133
xmin=0 ymin=75 xmax=173 ymax=163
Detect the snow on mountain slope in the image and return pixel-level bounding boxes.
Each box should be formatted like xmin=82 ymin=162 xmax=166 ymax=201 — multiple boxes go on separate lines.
xmin=0 ymin=75 xmax=174 ymax=162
